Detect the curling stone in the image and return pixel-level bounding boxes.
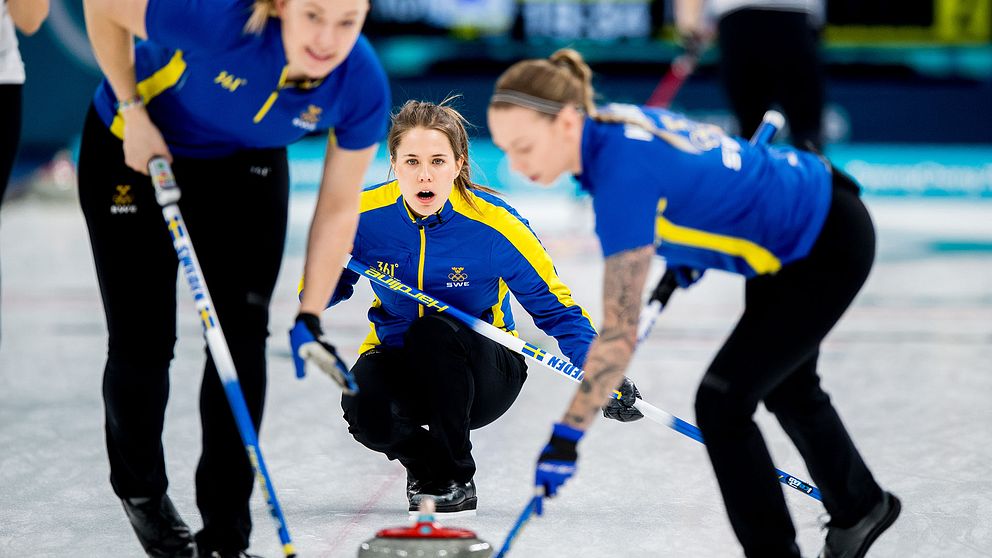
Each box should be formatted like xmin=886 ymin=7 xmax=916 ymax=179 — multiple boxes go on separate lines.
xmin=358 ymin=498 xmax=492 ymax=557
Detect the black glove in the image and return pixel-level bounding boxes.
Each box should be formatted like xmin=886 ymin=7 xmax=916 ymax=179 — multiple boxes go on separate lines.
xmin=602 ymin=376 xmax=644 ymax=422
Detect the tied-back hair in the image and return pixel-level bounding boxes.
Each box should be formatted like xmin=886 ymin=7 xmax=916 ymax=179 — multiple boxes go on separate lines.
xmin=244 ymin=0 xmax=276 ymax=34
xmin=491 ymin=48 xmax=700 ymax=153
xmin=388 ymin=97 xmax=499 ymax=214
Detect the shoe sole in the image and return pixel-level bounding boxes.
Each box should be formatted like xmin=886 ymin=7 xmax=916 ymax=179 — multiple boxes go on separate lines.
xmin=408 ymin=497 xmax=479 ymax=519
xmin=408 ymin=508 xmax=478 ymax=519
xmin=851 ymin=494 xmax=902 ymax=558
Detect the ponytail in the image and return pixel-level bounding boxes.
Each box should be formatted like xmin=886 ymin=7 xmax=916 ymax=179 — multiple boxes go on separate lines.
xmin=491 ymin=48 xmax=701 ymax=153
xmin=490 ymin=48 xmax=596 ymax=118
xmin=547 ymin=49 xmax=596 ymax=116
xmin=244 ymin=0 xmax=276 ymax=34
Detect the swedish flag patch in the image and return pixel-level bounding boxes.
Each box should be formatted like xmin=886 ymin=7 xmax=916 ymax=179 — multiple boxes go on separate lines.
xmin=521 ymin=343 xmax=546 ymax=361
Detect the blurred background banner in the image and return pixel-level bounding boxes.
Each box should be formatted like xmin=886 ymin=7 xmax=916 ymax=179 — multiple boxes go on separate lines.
xmin=14 ymin=0 xmax=992 ymax=195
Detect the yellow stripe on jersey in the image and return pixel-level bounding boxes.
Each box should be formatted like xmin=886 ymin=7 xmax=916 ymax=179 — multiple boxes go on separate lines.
xmin=491 ymin=278 xmax=509 ymax=329
xmin=654 ymin=198 xmax=782 ymax=274
xmin=359 ymin=296 xmax=383 ymax=354
xmin=253 ymin=65 xmax=290 ymax=123
xmin=416 ymin=226 xmax=426 ymax=318
xmin=110 ymin=51 xmax=187 ymax=139
xmin=451 ymin=190 xmax=596 ymax=330
xmin=360 ymin=180 xmax=401 ymax=213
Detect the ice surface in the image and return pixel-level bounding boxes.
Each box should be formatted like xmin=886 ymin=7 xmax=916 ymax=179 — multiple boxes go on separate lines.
xmin=1 ymin=193 xmax=990 ymax=557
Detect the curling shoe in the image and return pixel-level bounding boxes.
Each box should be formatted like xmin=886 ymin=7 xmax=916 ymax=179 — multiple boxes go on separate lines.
xmin=820 ymin=491 xmax=901 ymax=558
xmin=414 ymin=479 xmax=477 ymax=517
xmin=121 ymin=495 xmax=197 ymax=558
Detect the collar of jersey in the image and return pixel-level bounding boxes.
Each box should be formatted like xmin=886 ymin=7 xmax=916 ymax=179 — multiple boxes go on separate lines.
xmin=397 ymin=195 xmax=456 ymax=230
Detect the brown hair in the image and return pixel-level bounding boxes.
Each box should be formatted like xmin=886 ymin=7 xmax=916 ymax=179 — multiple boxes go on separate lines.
xmin=491 ymin=48 xmax=700 ymax=152
xmin=491 ymin=48 xmax=603 ymax=119
xmin=387 ymin=98 xmax=498 ymax=213
xmin=244 ymin=0 xmax=276 ymax=34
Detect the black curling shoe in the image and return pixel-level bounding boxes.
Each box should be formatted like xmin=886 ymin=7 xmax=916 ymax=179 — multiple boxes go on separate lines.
xmin=121 ymin=495 xmax=197 ymax=558
xmin=408 ymin=479 xmax=477 ymax=517
xmin=820 ymin=491 xmax=901 ymax=558
xmin=406 ymin=470 xmax=433 ymax=508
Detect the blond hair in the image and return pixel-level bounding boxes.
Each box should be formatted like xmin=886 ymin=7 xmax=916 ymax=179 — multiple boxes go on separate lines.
xmin=388 ymin=98 xmax=498 ymax=213
xmin=244 ymin=0 xmax=277 ymax=34
xmin=491 ymin=48 xmax=700 ymax=152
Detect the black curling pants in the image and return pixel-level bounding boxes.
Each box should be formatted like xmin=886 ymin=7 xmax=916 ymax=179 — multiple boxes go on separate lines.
xmin=0 ymin=83 xmax=23 ymax=348
xmin=342 ymin=313 xmax=528 ymax=484
xmin=77 ymin=106 xmax=289 ymax=553
xmin=694 ymin=170 xmax=884 ymax=558
xmin=719 ymin=9 xmax=825 ymax=151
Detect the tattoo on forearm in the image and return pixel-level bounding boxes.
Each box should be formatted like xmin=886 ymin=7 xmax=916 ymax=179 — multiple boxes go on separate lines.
xmin=562 ymin=246 xmax=654 ymax=429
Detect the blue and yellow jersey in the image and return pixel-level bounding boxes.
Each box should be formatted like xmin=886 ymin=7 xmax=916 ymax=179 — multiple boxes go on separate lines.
xmin=327 ymin=180 xmax=596 ymax=365
xmin=579 ymin=104 xmax=833 ymax=277
xmin=92 ymin=0 xmax=390 ymax=157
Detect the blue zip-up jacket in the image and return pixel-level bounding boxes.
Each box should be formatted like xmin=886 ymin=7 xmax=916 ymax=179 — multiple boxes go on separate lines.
xmin=92 ymin=0 xmax=390 ymax=157
xmin=328 ymin=180 xmax=596 ymax=365
xmin=580 ymin=104 xmax=833 ymax=276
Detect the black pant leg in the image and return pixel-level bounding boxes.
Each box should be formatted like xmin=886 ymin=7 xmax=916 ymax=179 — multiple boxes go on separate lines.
xmin=719 ymin=10 xmax=775 ymax=140
xmin=776 ymin=23 xmax=825 ymax=151
xmin=405 ymin=314 xmax=527 ymax=483
xmin=78 ymin=105 xmax=179 ymax=498
xmin=0 ymin=83 xmax=21 ymax=207
xmin=342 ymin=349 xmax=442 ymax=481
xmin=764 ymin=351 xmax=882 ymax=527
xmin=173 ymin=150 xmax=289 ymax=552
xmin=343 ymin=315 xmax=526 ymax=484
xmin=719 ymin=10 xmax=824 ymax=150
xmin=0 ymin=83 xmax=23 ymax=346
xmin=694 ymin=176 xmax=879 ymax=557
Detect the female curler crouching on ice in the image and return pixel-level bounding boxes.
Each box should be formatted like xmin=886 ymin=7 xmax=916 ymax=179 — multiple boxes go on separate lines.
xmin=487 ymin=49 xmax=900 ymax=558
xmin=304 ymin=99 xmax=601 ymax=516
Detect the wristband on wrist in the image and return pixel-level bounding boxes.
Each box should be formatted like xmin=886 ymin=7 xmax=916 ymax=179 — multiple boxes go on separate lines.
xmin=115 ymin=95 xmax=145 ymax=112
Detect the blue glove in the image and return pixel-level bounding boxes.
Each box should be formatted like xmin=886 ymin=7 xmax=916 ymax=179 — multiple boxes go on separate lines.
xmin=534 ymin=423 xmax=584 ymax=514
xmin=672 ymin=266 xmax=704 ymax=289
xmin=289 ymin=313 xmax=358 ymax=394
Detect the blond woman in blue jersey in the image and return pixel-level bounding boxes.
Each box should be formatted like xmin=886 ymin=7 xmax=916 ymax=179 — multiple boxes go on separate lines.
xmin=78 ymin=0 xmax=389 ymax=556
xmin=488 ymin=49 xmax=899 ymax=558
xmin=313 ymin=99 xmax=597 ymax=516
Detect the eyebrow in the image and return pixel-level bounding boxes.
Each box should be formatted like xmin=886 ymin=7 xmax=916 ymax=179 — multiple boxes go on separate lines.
xmin=402 ymin=153 xmax=450 ymax=158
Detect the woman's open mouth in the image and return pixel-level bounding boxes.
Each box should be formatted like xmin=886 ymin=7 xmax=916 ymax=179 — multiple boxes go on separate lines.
xmin=415 ymin=190 xmax=436 ymax=203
